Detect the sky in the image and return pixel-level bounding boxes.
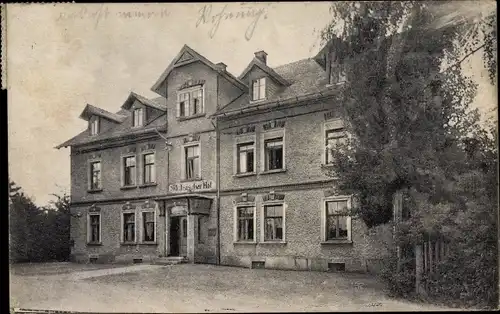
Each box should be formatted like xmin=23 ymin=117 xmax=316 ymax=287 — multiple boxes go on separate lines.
xmin=7 ymin=3 xmax=497 ymax=206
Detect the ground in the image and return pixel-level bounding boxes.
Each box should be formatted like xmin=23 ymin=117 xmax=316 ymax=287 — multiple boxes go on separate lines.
xmin=10 ymin=262 xmax=458 ymax=312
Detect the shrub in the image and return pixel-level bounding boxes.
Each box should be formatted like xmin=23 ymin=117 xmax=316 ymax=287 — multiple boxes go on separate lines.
xmin=379 ymin=248 xmax=416 ymax=298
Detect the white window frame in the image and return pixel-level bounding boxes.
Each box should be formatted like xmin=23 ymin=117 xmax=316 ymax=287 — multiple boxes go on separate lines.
xmin=89 ymin=116 xmax=100 ymax=136
xmin=181 ymin=141 xmax=201 ymax=180
xmin=252 ymin=77 xmax=266 ymax=101
xmin=260 ymin=200 xmax=287 ymax=243
xmin=132 ymin=107 xmax=145 ymax=128
xmin=329 ymin=62 xmax=347 ymax=85
xmin=260 ymin=129 xmax=286 ymax=173
xmin=177 ymin=85 xmax=205 ymax=118
xmin=233 ymin=203 xmax=257 ymax=243
xmin=321 ymin=195 xmax=352 ymax=243
xmin=121 ymin=210 xmax=137 ymax=244
xmin=121 ymin=154 xmax=137 ymax=187
xmin=140 ymin=208 xmax=157 ymax=243
xmin=141 ymin=151 xmax=156 ymax=184
xmin=87 ymin=212 xmax=102 ymax=244
xmin=322 ymin=118 xmax=346 ymax=165
xmin=233 ymin=133 xmax=257 ymax=175
xmin=88 ymin=158 xmax=102 ymax=191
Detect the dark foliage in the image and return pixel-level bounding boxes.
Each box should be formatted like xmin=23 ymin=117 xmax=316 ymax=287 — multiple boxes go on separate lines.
xmin=9 ymin=180 xmax=71 ymax=263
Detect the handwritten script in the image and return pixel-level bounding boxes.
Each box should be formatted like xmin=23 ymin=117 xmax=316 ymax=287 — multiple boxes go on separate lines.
xmin=196 ymin=4 xmax=270 ymax=41
xmin=56 ymin=5 xmax=171 ymax=28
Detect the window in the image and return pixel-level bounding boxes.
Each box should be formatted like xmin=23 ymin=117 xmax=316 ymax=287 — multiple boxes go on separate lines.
xmin=264 ymin=204 xmax=283 ymax=241
xmin=185 ymin=145 xmax=200 ymax=180
xmin=90 ymin=161 xmax=101 ymax=190
xmin=325 ymin=128 xmax=347 ymax=164
xmin=237 ymin=142 xmax=255 ymax=174
xmin=143 ymin=153 xmax=156 ymax=184
xmin=142 ymin=211 xmax=155 ymax=242
xmin=265 ymin=138 xmax=283 ymax=171
xmin=177 ymin=86 xmax=204 ymax=118
xmin=123 ymin=156 xmax=136 ymax=186
xmin=123 ymin=213 xmax=135 ymax=242
xmin=325 ymin=200 xmax=350 ymax=240
xmin=90 ymin=117 xmax=100 ymax=135
xmin=133 ymin=108 xmax=144 ymax=127
xmin=252 ymin=78 xmax=266 ymax=101
xmin=237 ymin=207 xmax=255 ymax=241
xmin=179 ymin=92 xmax=189 ymax=117
xmin=88 ymin=214 xmax=101 ymax=243
xmin=191 ymin=88 xmax=203 ymax=115
xmin=330 ymin=62 xmax=347 ymax=84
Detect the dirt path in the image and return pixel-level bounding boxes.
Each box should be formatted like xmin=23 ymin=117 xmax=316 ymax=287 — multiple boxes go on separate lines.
xmin=10 ymin=263 xmax=459 ymax=312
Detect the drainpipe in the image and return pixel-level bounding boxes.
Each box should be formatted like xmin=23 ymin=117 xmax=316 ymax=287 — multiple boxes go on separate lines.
xmin=215 ymin=118 xmax=221 ymax=265
xmin=215 ymin=75 xmax=221 ymax=265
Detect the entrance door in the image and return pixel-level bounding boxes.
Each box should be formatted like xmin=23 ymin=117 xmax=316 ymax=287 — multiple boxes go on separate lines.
xmin=179 ymin=217 xmax=188 ymax=257
xmin=169 ymin=216 xmax=187 ymax=257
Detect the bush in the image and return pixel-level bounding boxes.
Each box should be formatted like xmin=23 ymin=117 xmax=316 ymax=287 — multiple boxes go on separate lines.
xmin=379 ymin=249 xmax=416 ymax=298
xmin=424 ymin=242 xmax=497 ymax=309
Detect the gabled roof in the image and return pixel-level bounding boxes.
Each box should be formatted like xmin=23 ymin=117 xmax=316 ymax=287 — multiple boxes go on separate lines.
xmin=214 ymin=58 xmax=334 ymax=117
xmin=56 ymin=108 xmax=167 ymax=149
xmin=238 ymin=57 xmax=290 ymax=86
xmin=151 ymin=44 xmax=248 ymax=96
xmin=57 ymin=97 xmax=168 ymax=149
xmin=79 ymin=104 xmax=127 ymax=123
xmin=121 ymin=92 xmax=166 ymax=111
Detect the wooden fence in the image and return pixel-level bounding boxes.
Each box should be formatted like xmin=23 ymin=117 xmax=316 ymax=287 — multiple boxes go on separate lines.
xmin=392 ymin=190 xmax=451 ymax=294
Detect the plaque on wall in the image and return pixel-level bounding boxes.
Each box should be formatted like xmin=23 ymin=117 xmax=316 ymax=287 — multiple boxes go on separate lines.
xmin=168 ymin=180 xmax=215 ymax=194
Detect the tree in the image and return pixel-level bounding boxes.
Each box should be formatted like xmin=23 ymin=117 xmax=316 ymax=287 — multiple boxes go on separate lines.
xmin=9 ymin=180 xmax=40 ymax=262
xmin=320 ymin=0 xmax=493 ymax=228
xmin=319 ymin=1 xmax=498 ymax=307
xmin=9 ymin=181 xmax=72 ymax=263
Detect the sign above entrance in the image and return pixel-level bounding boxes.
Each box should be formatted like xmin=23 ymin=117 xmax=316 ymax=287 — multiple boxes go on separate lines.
xmin=169 ymin=180 xmax=215 ymax=194
xmin=170 ymin=205 xmax=188 ymax=216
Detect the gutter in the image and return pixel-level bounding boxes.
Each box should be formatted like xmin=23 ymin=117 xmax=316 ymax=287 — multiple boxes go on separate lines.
xmin=210 ymin=87 xmax=340 ymax=120
xmin=56 ymin=124 xmax=168 ymax=149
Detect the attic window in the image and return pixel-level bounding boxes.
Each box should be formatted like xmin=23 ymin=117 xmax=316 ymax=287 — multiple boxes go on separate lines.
xmin=329 ymin=62 xmax=346 ymax=85
xmin=90 ymin=116 xmax=100 ymax=135
xmin=133 ymin=108 xmax=144 ymax=127
xmin=252 ymin=78 xmax=266 ymax=101
xmin=177 ymin=86 xmax=204 ymax=119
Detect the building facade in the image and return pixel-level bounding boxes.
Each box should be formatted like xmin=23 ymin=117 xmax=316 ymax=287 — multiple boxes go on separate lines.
xmin=58 ymin=43 xmax=393 ymax=272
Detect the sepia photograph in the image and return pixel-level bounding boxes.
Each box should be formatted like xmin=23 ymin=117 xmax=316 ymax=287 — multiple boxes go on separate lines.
xmin=5 ymin=1 xmax=498 ymax=313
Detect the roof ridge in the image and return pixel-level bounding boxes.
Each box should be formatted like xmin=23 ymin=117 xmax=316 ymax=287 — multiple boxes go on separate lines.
xmin=272 ymin=57 xmax=314 ymax=71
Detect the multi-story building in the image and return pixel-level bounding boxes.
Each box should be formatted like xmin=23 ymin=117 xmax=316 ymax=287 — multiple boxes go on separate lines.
xmin=57 ymin=42 xmax=393 ymax=272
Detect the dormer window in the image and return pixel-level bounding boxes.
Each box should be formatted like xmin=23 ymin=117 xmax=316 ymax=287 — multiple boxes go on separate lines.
xmin=90 ymin=116 xmax=100 ymax=135
xmin=252 ymin=77 xmax=266 ymax=101
xmin=329 ymin=62 xmax=346 ymax=85
xmin=177 ymin=86 xmax=204 ymax=119
xmin=132 ymin=107 xmax=144 ymax=127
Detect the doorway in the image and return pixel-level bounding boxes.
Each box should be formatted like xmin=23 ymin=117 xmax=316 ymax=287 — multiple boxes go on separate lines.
xmin=169 ymin=216 xmax=187 ymax=257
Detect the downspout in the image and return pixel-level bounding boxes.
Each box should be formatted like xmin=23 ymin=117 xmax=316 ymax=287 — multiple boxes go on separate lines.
xmin=165 ymin=81 xmax=170 ymax=257
xmin=215 ymin=117 xmax=221 ymax=265
xmin=216 ymin=74 xmax=221 ymax=265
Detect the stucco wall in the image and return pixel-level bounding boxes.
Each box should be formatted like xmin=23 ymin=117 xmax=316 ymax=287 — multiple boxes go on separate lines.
xmin=70 ymin=138 xmax=169 ymax=203
xmin=219 ymin=100 xmax=343 ymax=192
xmin=219 ymin=189 xmax=393 ymax=272
xmin=70 ymin=201 xmax=164 ymax=263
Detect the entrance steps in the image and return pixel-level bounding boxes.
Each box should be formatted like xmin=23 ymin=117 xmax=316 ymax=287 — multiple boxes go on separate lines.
xmin=153 ymin=256 xmax=188 ymax=265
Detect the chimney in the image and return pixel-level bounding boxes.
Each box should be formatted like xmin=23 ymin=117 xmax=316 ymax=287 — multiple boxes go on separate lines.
xmin=215 ymin=62 xmax=227 ymax=72
xmin=254 ymin=50 xmax=267 ymax=64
